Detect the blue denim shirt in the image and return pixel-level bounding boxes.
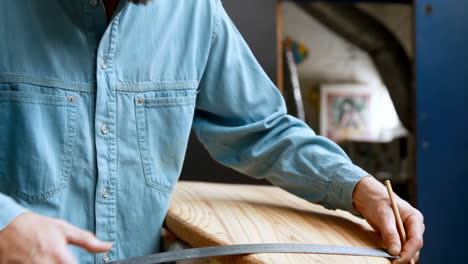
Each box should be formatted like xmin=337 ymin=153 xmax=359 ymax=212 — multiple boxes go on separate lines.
xmin=0 ymin=0 xmax=368 ymax=262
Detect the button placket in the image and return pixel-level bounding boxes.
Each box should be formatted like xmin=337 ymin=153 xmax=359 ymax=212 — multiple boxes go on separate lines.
xmin=90 ymin=0 xmax=98 ymax=7
xmin=92 ymin=7 xmax=125 ymax=263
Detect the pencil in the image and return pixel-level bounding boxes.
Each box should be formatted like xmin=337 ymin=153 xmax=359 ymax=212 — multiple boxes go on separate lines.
xmin=384 ymin=180 xmax=415 ymax=264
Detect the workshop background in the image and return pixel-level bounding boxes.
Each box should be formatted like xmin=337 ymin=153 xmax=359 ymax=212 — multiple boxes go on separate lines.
xmin=180 ymin=0 xmax=468 ymax=263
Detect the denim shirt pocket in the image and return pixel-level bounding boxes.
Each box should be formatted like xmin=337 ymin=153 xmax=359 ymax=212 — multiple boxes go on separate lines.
xmin=134 ymin=89 xmax=197 ymax=194
xmin=0 ymin=89 xmax=78 ymax=202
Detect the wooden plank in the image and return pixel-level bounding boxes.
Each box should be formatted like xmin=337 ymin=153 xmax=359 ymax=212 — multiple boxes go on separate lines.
xmin=165 ymin=181 xmax=390 ymax=264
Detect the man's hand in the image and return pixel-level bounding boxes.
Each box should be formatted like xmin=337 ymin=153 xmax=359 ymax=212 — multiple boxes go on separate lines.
xmin=0 ymin=212 xmax=113 ymax=264
xmin=353 ymin=176 xmax=425 ymax=264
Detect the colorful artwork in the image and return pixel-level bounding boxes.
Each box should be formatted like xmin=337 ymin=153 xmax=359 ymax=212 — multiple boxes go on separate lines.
xmin=320 ymin=84 xmax=375 ymax=142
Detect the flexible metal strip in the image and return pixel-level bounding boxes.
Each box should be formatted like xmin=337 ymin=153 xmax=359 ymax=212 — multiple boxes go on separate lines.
xmin=108 ymin=243 xmax=398 ymax=264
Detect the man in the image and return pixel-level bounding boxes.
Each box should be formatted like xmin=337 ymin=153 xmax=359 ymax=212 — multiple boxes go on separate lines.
xmin=0 ymin=0 xmax=423 ymax=263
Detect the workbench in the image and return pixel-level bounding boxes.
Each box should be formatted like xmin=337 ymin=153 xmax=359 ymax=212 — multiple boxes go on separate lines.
xmin=163 ymin=181 xmax=390 ymax=264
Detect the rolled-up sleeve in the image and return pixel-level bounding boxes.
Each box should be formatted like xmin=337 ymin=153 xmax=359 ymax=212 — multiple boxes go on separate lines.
xmin=0 ymin=193 xmax=28 ymax=231
xmin=192 ymin=0 xmax=368 ymax=213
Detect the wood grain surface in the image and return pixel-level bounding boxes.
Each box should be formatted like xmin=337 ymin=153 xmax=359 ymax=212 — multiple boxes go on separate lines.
xmin=165 ymin=181 xmax=390 ymax=264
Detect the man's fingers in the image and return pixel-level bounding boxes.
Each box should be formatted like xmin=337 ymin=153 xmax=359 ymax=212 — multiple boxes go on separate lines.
xmin=59 ymin=221 xmax=113 ymax=253
xmin=399 ymin=237 xmax=422 ymax=263
xmin=377 ymin=207 xmax=401 ymax=256
xmin=413 ymin=251 xmax=420 ymax=263
xmin=398 ymin=213 xmax=424 ymax=263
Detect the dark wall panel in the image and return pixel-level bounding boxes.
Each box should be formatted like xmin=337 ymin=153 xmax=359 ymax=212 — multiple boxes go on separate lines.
xmin=416 ymin=0 xmax=468 ymax=262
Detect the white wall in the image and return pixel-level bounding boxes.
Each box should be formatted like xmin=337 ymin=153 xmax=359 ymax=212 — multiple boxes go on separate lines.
xmin=282 ymin=2 xmax=411 ymax=140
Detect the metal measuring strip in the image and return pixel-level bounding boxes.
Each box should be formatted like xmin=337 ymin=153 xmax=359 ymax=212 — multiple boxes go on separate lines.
xmin=107 ymin=243 xmax=398 ymax=264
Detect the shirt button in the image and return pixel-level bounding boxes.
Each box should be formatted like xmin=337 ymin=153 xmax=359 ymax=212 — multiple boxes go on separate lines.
xmin=102 ymin=187 xmax=110 ymax=198
xmin=90 ymin=0 xmax=98 ymax=6
xmin=102 ymin=252 xmax=110 ymax=262
xmin=101 ymin=59 xmax=107 ymax=69
xmin=101 ymin=123 xmax=109 ymax=134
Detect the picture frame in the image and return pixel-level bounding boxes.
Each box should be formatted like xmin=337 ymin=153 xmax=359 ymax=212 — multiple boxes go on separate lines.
xmin=320 ymin=84 xmax=377 ymax=142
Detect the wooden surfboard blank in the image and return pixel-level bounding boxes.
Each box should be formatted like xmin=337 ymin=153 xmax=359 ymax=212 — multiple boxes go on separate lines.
xmin=165 ymin=181 xmax=390 ymax=264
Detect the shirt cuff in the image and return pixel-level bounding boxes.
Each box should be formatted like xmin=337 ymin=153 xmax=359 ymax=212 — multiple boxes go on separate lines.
xmin=0 ymin=193 xmax=28 ymax=231
xmin=326 ymin=164 xmax=370 ymax=214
